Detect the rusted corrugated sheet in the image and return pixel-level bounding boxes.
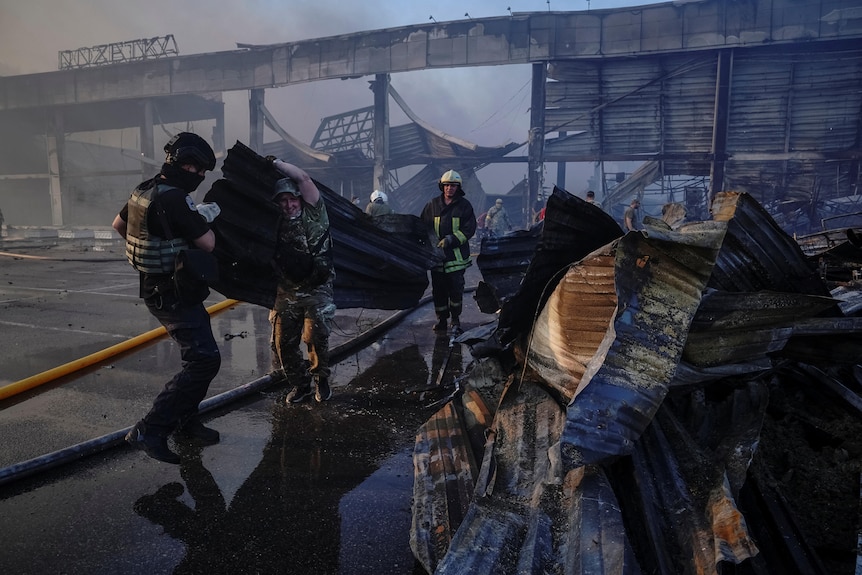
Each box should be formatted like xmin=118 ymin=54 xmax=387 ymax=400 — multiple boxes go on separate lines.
xmin=526 ymin=252 xmax=617 ymax=404
xmin=411 ymin=392 xmax=488 ymax=574
xmin=497 ymin=186 xmax=623 ymax=346
xmin=413 ymin=189 xmax=862 ymax=573
xmin=557 ymin=223 xmax=722 ymax=469
xmin=623 ymin=397 xmax=764 ymax=573
xmin=419 ymin=376 xmax=643 ymax=574
xmin=435 ymin=383 xmax=600 ymax=574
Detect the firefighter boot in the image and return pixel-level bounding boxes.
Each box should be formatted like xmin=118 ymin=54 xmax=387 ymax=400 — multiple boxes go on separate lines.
xmin=450 ymin=315 xmax=462 ymax=335
xmin=433 ymin=314 xmax=448 ymax=332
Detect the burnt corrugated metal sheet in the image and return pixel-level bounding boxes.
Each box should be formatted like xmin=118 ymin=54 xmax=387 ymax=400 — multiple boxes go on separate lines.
xmin=475 ymin=226 xmax=543 ymax=314
xmin=709 ymin=192 xmax=834 ymax=298
xmin=622 ymin=397 xmax=763 ymax=573
xmin=411 ymin=390 xmax=490 ymax=574
xmin=411 ymin=189 xmax=862 ymax=573
xmin=683 ymin=289 xmax=838 ymax=367
xmin=557 ymin=225 xmax=722 ymax=469
xmin=203 ymin=141 xmax=437 ymax=309
xmin=526 ymin=251 xmax=617 ymax=404
xmin=497 ymin=186 xmax=624 ymax=346
xmin=416 ymin=377 xmax=643 ymax=575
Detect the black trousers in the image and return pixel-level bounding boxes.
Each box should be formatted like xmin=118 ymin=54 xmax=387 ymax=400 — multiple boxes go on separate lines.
xmin=142 ymin=297 xmax=221 ymax=437
xmin=430 ymin=268 xmax=466 ymax=319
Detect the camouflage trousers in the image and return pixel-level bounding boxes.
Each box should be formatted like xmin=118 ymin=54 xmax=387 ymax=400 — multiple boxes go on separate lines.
xmin=269 ymin=282 xmax=336 ymax=384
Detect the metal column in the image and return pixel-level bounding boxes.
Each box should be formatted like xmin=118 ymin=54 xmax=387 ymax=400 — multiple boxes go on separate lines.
xmin=556 ymin=131 xmax=567 ymax=190
xmin=372 ymin=74 xmax=390 ymax=194
xmin=46 ymin=112 xmax=64 ymax=226
xmin=213 ymin=101 xmax=226 ymax=160
xmin=528 ymin=63 xmax=547 ymax=213
xmin=249 ymin=88 xmax=265 ymax=153
xmin=709 ymin=49 xmax=733 ymax=205
xmin=140 ymin=100 xmax=156 ymax=178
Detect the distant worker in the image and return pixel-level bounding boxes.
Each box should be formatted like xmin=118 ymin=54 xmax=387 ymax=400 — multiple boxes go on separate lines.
xmin=624 ymin=198 xmax=641 ymax=232
xmin=268 ymin=158 xmax=336 ymax=405
xmin=365 ymin=190 xmax=394 ymax=217
xmin=111 ymin=132 xmax=221 ymax=464
xmin=421 ymin=169 xmax=476 ymax=334
xmin=484 ymin=199 xmax=513 ymax=237
xmin=586 ymin=190 xmax=596 ymax=204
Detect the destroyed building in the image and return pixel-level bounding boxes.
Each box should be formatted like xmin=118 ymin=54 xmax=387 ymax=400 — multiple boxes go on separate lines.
xmin=0 ymin=0 xmax=860 ymax=244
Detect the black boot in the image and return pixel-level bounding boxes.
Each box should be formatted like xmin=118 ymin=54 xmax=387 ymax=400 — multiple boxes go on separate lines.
xmin=315 ymin=377 xmax=332 ymax=402
xmin=126 ymin=421 xmax=180 ymax=464
xmin=433 ymin=315 xmax=448 ymax=332
xmin=286 ymin=383 xmax=314 ymax=404
xmin=286 ymin=370 xmax=314 ymax=404
xmin=175 ymin=418 xmax=220 ymax=445
xmin=450 ymin=316 xmax=462 ymax=335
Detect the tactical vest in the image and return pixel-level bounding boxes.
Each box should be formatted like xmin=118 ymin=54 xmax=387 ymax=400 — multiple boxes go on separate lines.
xmin=125 ymin=183 xmax=190 ymax=274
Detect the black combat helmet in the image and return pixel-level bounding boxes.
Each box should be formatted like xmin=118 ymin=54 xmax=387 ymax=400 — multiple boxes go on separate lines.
xmin=164 ymin=132 xmax=216 ymax=172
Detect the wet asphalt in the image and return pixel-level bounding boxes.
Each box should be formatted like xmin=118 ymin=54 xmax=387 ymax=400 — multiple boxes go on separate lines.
xmin=0 ymin=234 xmax=494 ymax=575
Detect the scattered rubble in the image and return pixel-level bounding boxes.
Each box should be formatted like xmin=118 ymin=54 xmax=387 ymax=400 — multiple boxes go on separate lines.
xmin=411 ymin=189 xmax=862 ymax=574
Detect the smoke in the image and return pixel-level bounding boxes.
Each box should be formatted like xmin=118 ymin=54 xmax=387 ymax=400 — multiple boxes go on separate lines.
xmin=0 ymin=0 xmax=653 ymax=203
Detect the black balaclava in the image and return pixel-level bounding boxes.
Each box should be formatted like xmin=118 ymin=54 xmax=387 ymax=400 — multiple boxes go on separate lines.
xmin=159 ymin=162 xmax=205 ymax=193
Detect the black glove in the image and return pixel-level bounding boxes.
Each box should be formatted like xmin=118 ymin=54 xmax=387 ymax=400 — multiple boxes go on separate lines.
xmin=437 ymin=235 xmax=456 ymax=249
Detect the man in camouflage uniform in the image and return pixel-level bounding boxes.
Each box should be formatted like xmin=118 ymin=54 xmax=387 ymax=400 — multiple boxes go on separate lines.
xmin=268 ymin=159 xmax=336 ymax=404
xmin=484 ymin=198 xmax=512 ymax=237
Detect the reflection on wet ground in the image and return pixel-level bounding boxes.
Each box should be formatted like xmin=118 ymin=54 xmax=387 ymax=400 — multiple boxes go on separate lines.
xmin=131 ymin=344 xmax=438 ymax=574
xmin=0 ymin=312 xmax=483 ymax=575
xmin=0 ymin=242 xmax=491 ymax=574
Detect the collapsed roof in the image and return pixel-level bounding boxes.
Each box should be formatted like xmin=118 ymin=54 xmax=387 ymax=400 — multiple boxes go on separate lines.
xmin=259 ymin=85 xmax=522 ymax=215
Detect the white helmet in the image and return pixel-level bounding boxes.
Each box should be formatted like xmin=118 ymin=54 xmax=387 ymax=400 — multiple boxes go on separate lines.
xmin=370 ymin=190 xmax=388 ymax=203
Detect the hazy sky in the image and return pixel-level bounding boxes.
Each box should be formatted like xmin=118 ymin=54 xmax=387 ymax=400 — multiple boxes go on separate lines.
xmin=0 ymin=0 xmax=656 ymax=193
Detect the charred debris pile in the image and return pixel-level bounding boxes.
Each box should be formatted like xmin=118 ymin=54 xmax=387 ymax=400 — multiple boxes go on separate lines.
xmin=410 ymin=189 xmax=862 ymax=574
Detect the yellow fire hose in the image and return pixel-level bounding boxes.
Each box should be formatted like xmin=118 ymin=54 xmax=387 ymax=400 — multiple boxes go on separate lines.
xmin=0 ymin=299 xmax=240 ymax=402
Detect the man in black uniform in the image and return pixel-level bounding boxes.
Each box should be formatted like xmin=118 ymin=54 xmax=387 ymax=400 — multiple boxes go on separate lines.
xmin=112 ymin=132 xmax=221 ymax=464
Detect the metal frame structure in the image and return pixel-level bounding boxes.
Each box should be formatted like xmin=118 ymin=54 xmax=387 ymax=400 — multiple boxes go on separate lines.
xmin=311 ymin=107 xmax=375 ymax=156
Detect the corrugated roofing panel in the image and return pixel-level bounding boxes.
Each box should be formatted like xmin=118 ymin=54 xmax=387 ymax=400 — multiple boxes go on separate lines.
xmin=708 ymin=192 xmax=832 ymax=296
xmin=601 ymin=59 xmax=664 ymax=155
xmin=661 ymin=55 xmax=716 ymax=155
